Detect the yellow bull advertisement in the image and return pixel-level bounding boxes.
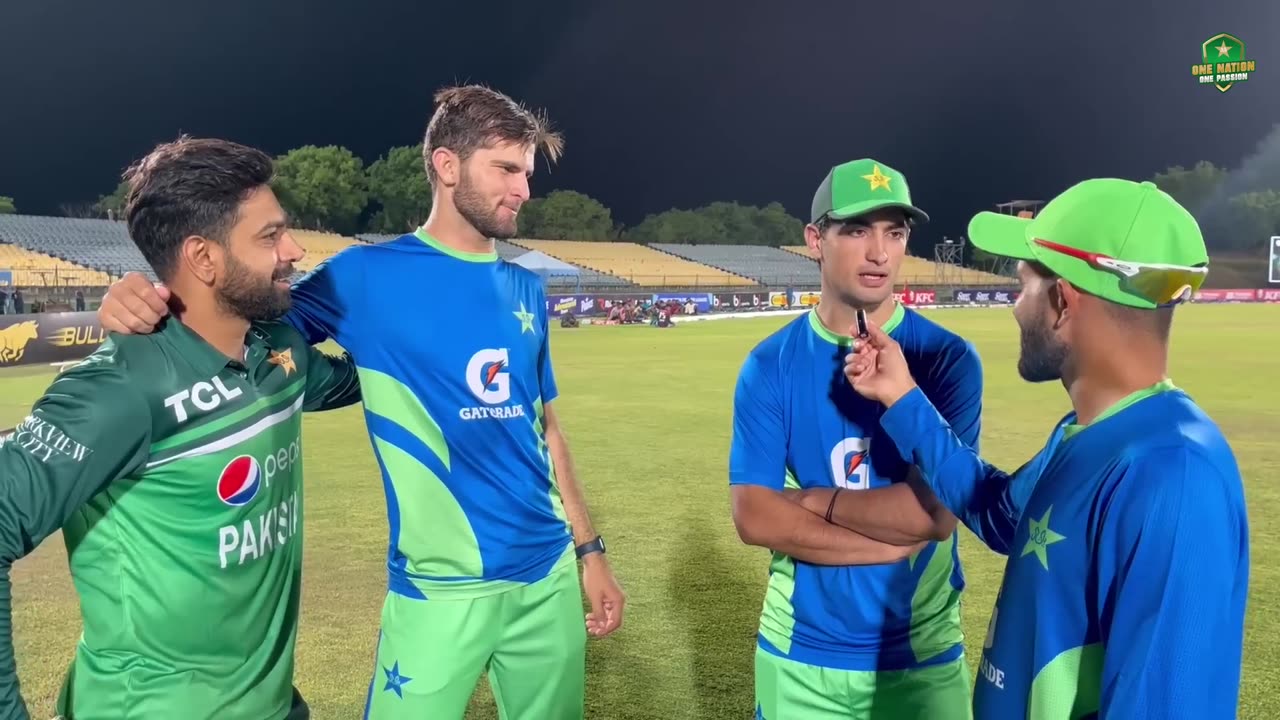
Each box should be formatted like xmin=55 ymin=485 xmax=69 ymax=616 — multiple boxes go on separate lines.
xmin=0 ymin=312 xmax=106 ymax=369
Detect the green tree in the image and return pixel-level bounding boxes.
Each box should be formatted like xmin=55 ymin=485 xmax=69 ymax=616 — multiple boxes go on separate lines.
xmin=0 ymin=196 xmax=15 ymax=214
xmin=1222 ymin=190 xmax=1280 ymax=252
xmin=755 ymin=201 xmax=805 ymax=246
xmin=94 ymin=180 xmax=129 ymax=219
xmin=516 ymin=190 xmax=613 ymax=240
xmin=628 ymin=209 xmax=727 ymax=244
xmin=1150 ymin=161 xmax=1226 ymax=213
xmin=366 ymin=145 xmax=431 ymax=234
xmin=273 ymin=145 xmax=368 ymax=234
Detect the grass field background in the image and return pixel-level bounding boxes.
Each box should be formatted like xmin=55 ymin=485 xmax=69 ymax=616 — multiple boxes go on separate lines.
xmin=5 ymin=303 xmax=1278 ymax=718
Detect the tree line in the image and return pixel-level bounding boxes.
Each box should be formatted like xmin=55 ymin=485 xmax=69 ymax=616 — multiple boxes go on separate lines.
xmin=3 ymin=126 xmax=1278 ymax=252
xmin=64 ymin=144 xmax=806 ymax=246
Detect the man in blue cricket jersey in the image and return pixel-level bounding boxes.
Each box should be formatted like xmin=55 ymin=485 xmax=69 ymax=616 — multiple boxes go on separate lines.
xmin=844 ymin=178 xmax=1249 ymax=719
xmin=730 ymin=158 xmax=982 ymax=719
xmin=97 ymin=85 xmax=625 ymax=720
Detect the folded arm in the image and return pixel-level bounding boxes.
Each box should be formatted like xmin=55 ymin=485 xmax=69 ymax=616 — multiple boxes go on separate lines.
xmin=732 ymin=485 xmax=924 ymax=565
xmin=878 ymin=387 xmax=1035 ymax=554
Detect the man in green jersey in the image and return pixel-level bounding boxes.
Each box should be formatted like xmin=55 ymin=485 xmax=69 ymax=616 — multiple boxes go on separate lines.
xmin=0 ymin=137 xmax=361 ymax=720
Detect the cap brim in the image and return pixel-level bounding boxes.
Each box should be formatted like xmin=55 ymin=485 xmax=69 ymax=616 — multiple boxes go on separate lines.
xmin=829 ymin=200 xmax=930 ymax=225
xmin=967 ymin=212 xmax=1035 ymax=260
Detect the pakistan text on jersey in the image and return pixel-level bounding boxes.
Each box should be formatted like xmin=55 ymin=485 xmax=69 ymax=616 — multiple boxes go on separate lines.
xmin=8 ymin=415 xmax=91 ymax=464
xmin=219 ymin=490 xmax=299 ymax=569
xmin=459 ymin=405 xmax=527 ymax=421
xmin=165 ymin=376 xmax=244 ymax=423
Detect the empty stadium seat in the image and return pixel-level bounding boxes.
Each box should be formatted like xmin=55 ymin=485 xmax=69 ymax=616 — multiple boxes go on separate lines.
xmin=651 ymin=244 xmax=819 ymax=286
xmin=0 ymin=242 xmax=112 ymax=287
xmin=783 ymin=245 xmax=1007 ymax=286
xmin=513 ymin=240 xmax=755 ymax=287
xmin=292 ymin=230 xmax=361 ymax=273
xmin=0 ymin=215 xmax=153 ymax=281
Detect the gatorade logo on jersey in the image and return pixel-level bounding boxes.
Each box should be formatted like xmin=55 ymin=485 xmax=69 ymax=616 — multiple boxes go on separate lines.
xmin=217 ymin=455 xmax=262 ymax=507
xmin=461 ymin=348 xmax=526 ymax=421
xmin=829 ymin=437 xmax=871 ymax=491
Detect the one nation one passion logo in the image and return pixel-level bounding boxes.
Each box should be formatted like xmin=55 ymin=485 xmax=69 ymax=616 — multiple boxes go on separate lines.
xmin=1192 ymin=33 xmax=1256 ymax=92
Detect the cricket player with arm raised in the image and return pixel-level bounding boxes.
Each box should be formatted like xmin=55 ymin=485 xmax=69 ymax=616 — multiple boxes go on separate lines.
xmin=845 ymin=178 xmax=1249 ymax=719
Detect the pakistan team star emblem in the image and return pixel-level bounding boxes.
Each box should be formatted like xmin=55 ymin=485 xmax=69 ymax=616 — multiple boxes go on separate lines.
xmin=268 ymin=348 xmax=297 ymax=376
xmin=862 ymin=164 xmax=893 ymax=191
xmin=513 ymin=302 xmax=535 ymax=334
xmin=1021 ymin=505 xmax=1066 ymax=570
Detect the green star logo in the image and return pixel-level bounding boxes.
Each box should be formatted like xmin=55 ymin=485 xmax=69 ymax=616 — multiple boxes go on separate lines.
xmin=1021 ymin=506 xmax=1066 ymax=570
xmin=513 ymin=303 xmax=535 ymax=334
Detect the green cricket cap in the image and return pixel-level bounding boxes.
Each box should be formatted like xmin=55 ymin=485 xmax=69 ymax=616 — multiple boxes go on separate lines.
xmin=811 ymin=159 xmax=930 ymax=225
xmin=967 ymin=178 xmax=1209 ymax=309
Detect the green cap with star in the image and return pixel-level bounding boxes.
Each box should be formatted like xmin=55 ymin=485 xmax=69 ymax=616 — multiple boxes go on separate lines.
xmin=967 ymin=178 xmax=1210 ymax=309
xmin=810 ymin=159 xmax=930 ymax=225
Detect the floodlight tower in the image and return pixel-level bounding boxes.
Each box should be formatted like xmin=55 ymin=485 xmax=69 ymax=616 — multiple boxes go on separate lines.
xmin=933 ymin=236 xmax=965 ymax=286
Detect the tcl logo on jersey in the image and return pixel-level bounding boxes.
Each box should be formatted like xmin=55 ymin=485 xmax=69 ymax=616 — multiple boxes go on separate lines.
xmin=829 ymin=437 xmax=871 ymax=491
xmin=215 ymin=437 xmax=303 ymax=569
xmin=165 ymin=376 xmax=243 ymax=423
xmin=461 ymin=349 xmax=526 ymax=421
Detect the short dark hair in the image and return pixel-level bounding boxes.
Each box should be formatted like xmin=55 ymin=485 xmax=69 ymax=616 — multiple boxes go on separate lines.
xmin=422 ymin=84 xmax=563 ymax=183
xmin=124 ymin=136 xmax=274 ymax=280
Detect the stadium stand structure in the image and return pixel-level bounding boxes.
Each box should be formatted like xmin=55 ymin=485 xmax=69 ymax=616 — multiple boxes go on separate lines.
xmin=513 ymin=240 xmax=755 ymax=287
xmin=359 ymin=234 xmax=631 ymax=288
xmin=781 ymin=245 xmax=1009 ymax=286
xmin=652 ymin=244 xmax=818 ymax=286
xmin=0 ymin=215 xmax=150 ymax=283
xmin=292 ymin=230 xmax=360 ymax=273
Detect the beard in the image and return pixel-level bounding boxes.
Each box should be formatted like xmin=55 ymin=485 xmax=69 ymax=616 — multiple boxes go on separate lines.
xmin=1016 ymin=313 xmax=1069 ymax=383
xmin=216 ymin=252 xmax=294 ymax=322
xmin=454 ymin=167 xmax=518 ymax=239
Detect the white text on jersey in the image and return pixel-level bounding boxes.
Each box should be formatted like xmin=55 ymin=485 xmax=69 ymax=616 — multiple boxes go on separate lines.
xmin=165 ymin=376 xmax=243 ymax=423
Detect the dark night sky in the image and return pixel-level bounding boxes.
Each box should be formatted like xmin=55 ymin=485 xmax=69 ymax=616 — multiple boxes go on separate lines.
xmin=2 ymin=0 xmax=1277 ymax=246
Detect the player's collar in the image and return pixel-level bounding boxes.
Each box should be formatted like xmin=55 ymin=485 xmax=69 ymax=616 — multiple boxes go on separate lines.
xmin=807 ymin=302 xmax=905 ymax=347
xmin=413 ymin=228 xmax=498 ymax=263
xmin=1060 ymin=378 xmax=1179 ymax=441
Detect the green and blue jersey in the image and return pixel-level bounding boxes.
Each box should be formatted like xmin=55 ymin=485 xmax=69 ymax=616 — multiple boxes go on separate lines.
xmin=286 ymin=230 xmax=572 ymax=601
xmin=882 ymin=380 xmax=1249 ymax=718
xmin=729 ymin=304 xmax=983 ymax=672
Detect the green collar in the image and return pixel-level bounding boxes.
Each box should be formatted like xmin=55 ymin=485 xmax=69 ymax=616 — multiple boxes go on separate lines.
xmin=413 ymin=228 xmax=498 ymax=263
xmin=1061 ymin=378 xmax=1178 ymax=441
xmin=159 ymin=315 xmax=272 ymax=377
xmin=808 ymin=302 xmax=905 ymax=347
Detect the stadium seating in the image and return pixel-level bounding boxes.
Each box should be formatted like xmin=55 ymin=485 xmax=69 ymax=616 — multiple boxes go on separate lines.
xmin=0 ymin=215 xmax=152 ymax=281
xmin=513 ymin=240 xmax=756 ymax=287
xmin=652 ymin=244 xmax=819 ymax=286
xmin=782 ymin=245 xmax=1007 ymax=286
xmin=0 ymin=242 xmax=113 ymax=287
xmin=292 ymin=230 xmax=360 ymax=273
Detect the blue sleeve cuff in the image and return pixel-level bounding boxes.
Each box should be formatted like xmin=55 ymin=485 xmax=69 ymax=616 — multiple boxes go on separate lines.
xmin=880 ymin=386 xmax=947 ymax=461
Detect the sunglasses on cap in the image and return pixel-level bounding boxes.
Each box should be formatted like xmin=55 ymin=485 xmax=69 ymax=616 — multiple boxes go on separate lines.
xmin=1032 ymin=238 xmax=1208 ymax=306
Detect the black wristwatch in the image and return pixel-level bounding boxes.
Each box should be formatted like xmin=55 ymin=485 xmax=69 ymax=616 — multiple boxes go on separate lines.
xmin=575 ymin=535 xmax=606 ymax=559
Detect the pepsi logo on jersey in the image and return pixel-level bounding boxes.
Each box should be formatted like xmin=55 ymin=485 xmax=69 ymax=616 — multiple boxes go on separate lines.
xmin=214 ymin=436 xmax=303 ymax=569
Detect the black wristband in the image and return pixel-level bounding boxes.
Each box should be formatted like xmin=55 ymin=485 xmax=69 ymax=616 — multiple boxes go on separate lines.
xmin=824 ymin=489 xmax=843 ymax=524
xmin=575 ymin=535 xmax=606 ymax=558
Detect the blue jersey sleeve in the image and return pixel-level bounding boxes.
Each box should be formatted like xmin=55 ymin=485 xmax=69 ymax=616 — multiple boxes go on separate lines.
xmin=728 ymin=351 xmax=787 ymax=489
xmin=1095 ymin=448 xmax=1249 ymax=719
xmin=928 ymin=341 xmax=983 ymax=451
xmin=284 ymin=247 xmax=365 ymax=347
xmin=880 ymin=387 xmax=1035 ymax=554
xmin=537 ymin=290 xmax=558 ymax=405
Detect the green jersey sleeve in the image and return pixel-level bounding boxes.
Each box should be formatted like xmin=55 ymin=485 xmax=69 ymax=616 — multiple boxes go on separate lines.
xmin=301 ymin=346 xmax=361 ymax=412
xmin=0 ymin=352 xmax=151 ymax=720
